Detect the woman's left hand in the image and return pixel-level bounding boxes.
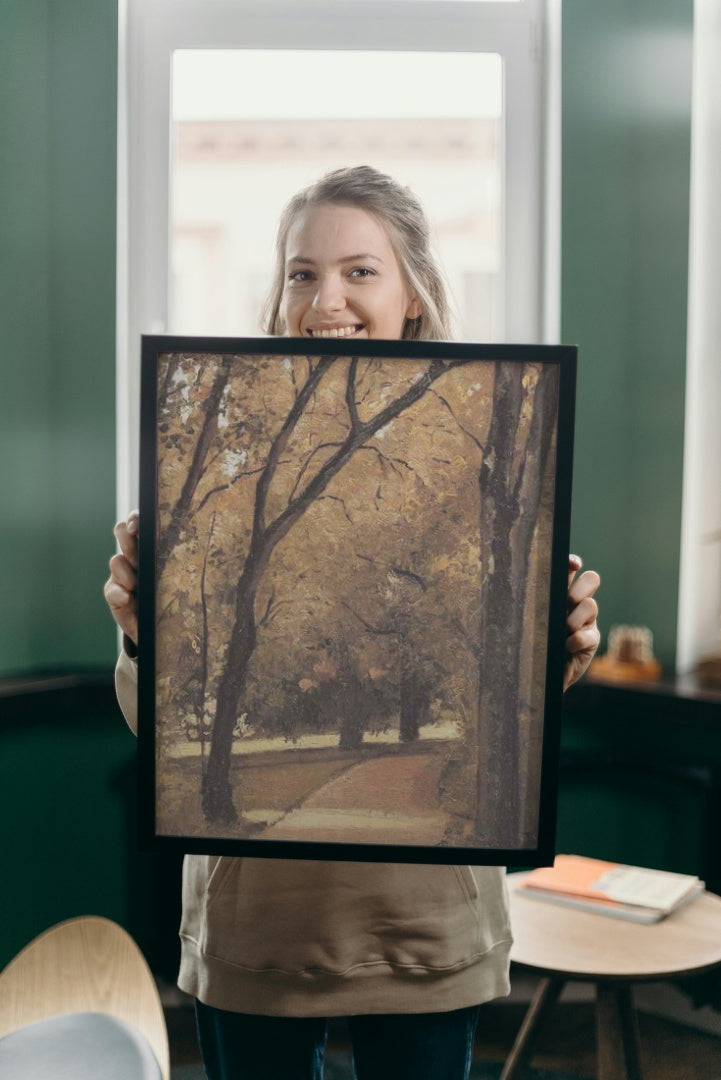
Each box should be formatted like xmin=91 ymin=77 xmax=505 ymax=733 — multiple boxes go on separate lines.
xmin=564 ymin=555 xmax=601 ymax=691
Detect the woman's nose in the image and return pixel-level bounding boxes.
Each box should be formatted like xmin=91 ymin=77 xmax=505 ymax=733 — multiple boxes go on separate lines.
xmin=312 ymin=274 xmax=345 ymax=314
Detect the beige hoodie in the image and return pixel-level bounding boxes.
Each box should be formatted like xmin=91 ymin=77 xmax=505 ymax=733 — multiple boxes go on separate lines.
xmin=116 ymin=651 xmax=512 ymax=1016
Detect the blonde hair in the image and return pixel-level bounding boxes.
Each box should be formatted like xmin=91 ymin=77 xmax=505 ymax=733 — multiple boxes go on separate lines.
xmin=262 ymin=166 xmax=453 ymax=341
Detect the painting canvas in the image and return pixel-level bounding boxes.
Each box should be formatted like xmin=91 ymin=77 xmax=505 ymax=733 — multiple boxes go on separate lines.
xmin=138 ymin=336 xmax=576 ymax=864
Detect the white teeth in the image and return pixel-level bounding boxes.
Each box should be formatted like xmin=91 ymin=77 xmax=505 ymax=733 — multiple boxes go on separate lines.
xmin=310 ymin=326 xmax=359 ymax=338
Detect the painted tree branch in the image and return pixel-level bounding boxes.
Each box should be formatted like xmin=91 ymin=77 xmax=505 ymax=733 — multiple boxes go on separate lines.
xmin=288 ymin=441 xmax=344 ymax=503
xmin=157 ymin=358 xmax=233 ymax=574
xmin=429 ymin=388 xmax=485 ymax=454
xmin=318 ymin=494 xmax=354 ymax=524
xmin=356 ymin=444 xmax=415 ymax=479
xmin=194 ymin=464 xmax=267 ymax=515
xmin=265 ymin=359 xmax=468 ymax=552
xmin=252 ymin=356 xmax=336 ymax=537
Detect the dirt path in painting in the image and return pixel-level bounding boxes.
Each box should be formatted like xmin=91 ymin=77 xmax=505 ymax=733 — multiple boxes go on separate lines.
xmin=256 ymin=745 xmax=452 ymax=846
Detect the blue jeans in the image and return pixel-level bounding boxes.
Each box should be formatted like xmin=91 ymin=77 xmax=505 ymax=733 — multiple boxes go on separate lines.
xmin=195 ymin=1000 xmax=481 ymax=1080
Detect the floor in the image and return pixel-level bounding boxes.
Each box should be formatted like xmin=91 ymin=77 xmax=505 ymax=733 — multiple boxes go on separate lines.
xmin=165 ymin=983 xmax=721 ymax=1079
xmin=473 ymin=999 xmax=721 ymax=1079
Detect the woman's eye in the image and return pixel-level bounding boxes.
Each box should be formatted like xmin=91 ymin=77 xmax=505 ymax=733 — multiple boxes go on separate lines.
xmin=349 ymin=267 xmax=375 ymax=279
xmin=288 ymin=269 xmax=313 ymax=283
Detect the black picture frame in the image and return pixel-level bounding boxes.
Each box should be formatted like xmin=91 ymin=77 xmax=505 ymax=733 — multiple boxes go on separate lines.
xmin=138 ymin=336 xmax=576 ymax=865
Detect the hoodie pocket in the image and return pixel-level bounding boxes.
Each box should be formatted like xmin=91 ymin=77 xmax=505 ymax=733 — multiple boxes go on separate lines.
xmin=189 ymin=858 xmax=508 ymax=976
xmin=454 ymin=864 xmax=480 ymax=906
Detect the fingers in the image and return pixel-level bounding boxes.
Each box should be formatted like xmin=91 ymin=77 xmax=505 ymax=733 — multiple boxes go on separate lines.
xmin=566 ymin=591 xmax=599 ymax=636
xmin=105 ymin=511 xmax=140 ymax=645
xmin=103 ymin=573 xmax=138 ymax=643
xmin=567 ymin=553 xmax=583 ymax=588
xmin=567 ymin=561 xmax=601 ymax=641
xmin=565 ymin=623 xmax=601 ymax=659
xmin=564 ymin=556 xmax=601 ymax=690
xmin=568 ymin=567 xmax=601 ymax=610
xmin=567 ymin=569 xmax=601 ymax=651
xmin=109 ymin=548 xmax=137 ymax=589
xmin=113 ymin=509 xmax=139 ymax=568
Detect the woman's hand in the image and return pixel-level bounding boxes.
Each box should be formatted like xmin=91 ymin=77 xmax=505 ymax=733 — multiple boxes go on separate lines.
xmin=103 ymin=510 xmax=139 ymax=647
xmin=564 ymin=554 xmax=601 ymax=691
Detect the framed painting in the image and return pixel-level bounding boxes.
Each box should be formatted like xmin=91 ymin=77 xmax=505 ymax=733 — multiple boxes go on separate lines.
xmin=138 ymin=336 xmax=576 ymax=865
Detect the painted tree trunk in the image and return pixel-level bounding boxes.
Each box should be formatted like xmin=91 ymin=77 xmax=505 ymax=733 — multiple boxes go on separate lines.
xmin=399 ymin=653 xmax=422 ymax=744
xmin=476 ymin=363 xmax=557 ymax=848
xmin=201 ymin=551 xmax=264 ymax=822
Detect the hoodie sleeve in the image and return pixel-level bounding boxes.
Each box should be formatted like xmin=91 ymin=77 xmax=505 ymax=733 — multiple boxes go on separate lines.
xmin=115 ymin=646 xmax=139 ymax=736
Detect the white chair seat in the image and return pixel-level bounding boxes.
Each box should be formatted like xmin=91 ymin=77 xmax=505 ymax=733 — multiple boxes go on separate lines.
xmin=0 ymin=1011 xmax=163 ymax=1079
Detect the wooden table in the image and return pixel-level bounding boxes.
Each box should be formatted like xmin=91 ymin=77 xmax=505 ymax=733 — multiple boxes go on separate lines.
xmin=503 ymin=873 xmax=721 ymax=1080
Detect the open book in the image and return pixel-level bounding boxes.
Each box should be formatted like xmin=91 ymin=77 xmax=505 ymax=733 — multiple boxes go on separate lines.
xmin=515 ymin=854 xmax=705 ymax=923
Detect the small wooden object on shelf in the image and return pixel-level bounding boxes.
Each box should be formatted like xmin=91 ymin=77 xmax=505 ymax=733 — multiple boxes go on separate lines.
xmin=590 ymin=624 xmax=662 ymax=683
xmin=696 ymin=653 xmax=721 ymax=689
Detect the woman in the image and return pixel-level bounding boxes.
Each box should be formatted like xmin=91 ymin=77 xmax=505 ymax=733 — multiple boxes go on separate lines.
xmin=106 ymin=166 xmax=600 ymax=1080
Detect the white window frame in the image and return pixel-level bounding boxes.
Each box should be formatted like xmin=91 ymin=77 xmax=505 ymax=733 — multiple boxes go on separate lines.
xmin=117 ymin=0 xmax=558 ymax=512
xmin=677 ymin=0 xmax=721 ymax=674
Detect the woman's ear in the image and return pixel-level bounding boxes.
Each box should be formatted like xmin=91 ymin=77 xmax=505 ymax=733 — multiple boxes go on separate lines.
xmin=406 ymin=296 xmax=422 ymax=320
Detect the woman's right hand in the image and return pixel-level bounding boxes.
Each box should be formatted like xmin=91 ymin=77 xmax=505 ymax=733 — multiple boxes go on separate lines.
xmin=104 ymin=509 xmax=139 ymax=647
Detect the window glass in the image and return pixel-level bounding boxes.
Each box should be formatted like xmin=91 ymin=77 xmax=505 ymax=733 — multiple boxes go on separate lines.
xmin=170 ymin=50 xmax=503 ymax=340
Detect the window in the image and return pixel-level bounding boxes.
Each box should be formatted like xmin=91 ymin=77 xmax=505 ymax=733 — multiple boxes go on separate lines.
xmin=170 ymin=49 xmax=503 ymax=340
xmin=118 ymin=0 xmax=556 ymax=510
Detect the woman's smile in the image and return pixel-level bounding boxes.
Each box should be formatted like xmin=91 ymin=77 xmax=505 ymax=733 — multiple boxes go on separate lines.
xmin=306 ymin=323 xmax=365 ymax=339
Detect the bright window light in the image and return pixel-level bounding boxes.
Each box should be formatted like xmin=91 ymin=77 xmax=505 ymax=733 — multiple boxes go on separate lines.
xmin=170 ymin=50 xmax=503 ymax=341
xmin=173 ymin=50 xmax=502 ymax=121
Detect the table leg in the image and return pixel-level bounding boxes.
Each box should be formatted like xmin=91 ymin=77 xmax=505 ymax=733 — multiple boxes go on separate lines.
xmin=596 ymin=982 xmax=643 ymax=1080
xmin=500 ymin=976 xmax=565 ymax=1080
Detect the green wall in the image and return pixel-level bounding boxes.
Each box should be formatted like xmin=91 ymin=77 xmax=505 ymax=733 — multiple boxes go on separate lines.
xmin=0 ymin=0 xmax=128 ymax=969
xmin=562 ymin=0 xmax=693 ymax=669
xmin=0 ymin=0 xmax=118 ymax=675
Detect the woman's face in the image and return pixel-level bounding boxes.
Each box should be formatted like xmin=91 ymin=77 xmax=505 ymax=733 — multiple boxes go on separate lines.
xmin=280 ymin=203 xmax=421 ymax=340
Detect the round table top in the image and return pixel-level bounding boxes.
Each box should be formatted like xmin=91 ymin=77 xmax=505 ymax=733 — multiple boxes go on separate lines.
xmin=508 ymin=871 xmax=721 ymax=981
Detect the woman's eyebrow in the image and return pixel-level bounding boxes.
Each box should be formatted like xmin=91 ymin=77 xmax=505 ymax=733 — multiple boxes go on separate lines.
xmin=286 ymin=253 xmax=384 ymax=266
xmin=339 ymin=253 xmax=384 ymax=264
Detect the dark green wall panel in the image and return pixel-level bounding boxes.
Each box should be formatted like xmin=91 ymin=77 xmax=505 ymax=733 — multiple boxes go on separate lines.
xmin=0 ymin=683 xmax=184 ymax=975
xmin=0 ymin=2 xmax=55 ymax=669
xmin=0 ymin=696 xmax=134 ymax=966
xmin=47 ymin=2 xmax=119 ymax=667
xmin=562 ymin=0 xmax=693 ymax=669
xmin=0 ymin=0 xmax=118 ymax=675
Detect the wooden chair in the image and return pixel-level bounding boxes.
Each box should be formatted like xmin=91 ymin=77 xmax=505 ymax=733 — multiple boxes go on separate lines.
xmin=0 ymin=915 xmax=169 ymax=1079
